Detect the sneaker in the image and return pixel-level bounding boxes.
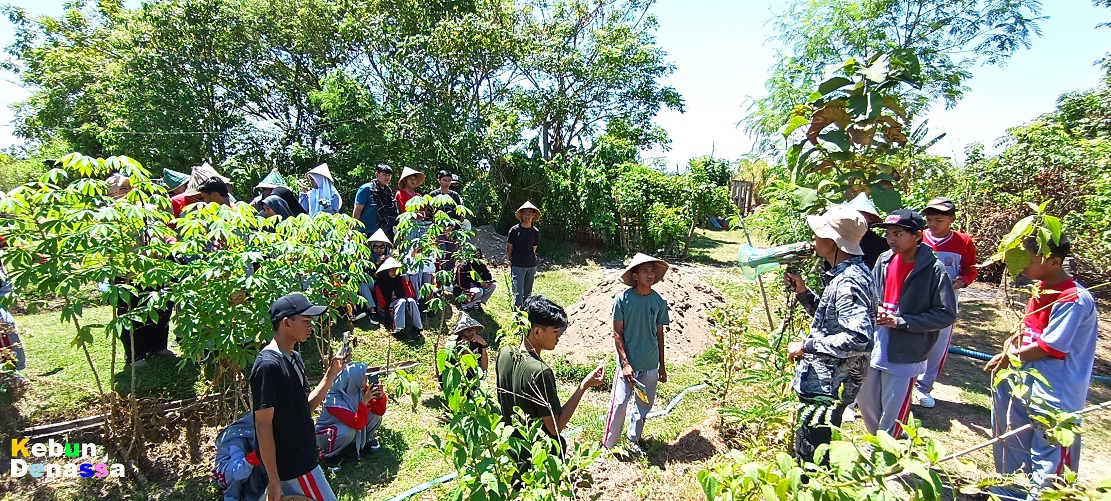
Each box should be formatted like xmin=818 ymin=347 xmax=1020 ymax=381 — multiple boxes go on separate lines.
xmin=322 ymin=453 xmax=344 ymax=469
xmin=842 ymin=407 xmax=856 ymax=422
xmin=625 ymin=439 xmax=647 ymax=458
xmin=129 ymin=359 xmax=147 ymax=368
xmin=361 ymin=438 xmax=381 ymax=452
xmin=351 ymin=310 xmax=367 ymax=321
xmin=916 ymin=389 xmax=936 ymax=408
xmin=151 ymin=349 xmax=175 ymax=357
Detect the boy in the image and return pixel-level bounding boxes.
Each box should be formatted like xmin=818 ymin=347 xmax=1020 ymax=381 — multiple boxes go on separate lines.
xmin=985 ymin=235 xmax=1098 ymax=499
xmin=857 ymin=210 xmax=956 ymax=438
xmin=428 ymin=170 xmax=464 ymax=222
xmin=916 ymin=196 xmax=978 ymax=408
xmin=213 ymin=413 xmax=267 ymax=501
xmin=784 ymin=205 xmax=877 ymax=463
xmin=603 ymin=253 xmax=671 ymax=454
xmin=496 ymin=296 xmax=605 ymax=455
xmin=372 ymin=257 xmax=423 ymax=335
xmin=251 ymin=293 xmax=345 ymax=501
xmin=455 ymin=249 xmax=496 ymax=311
xmin=506 ymin=202 xmax=541 ymax=309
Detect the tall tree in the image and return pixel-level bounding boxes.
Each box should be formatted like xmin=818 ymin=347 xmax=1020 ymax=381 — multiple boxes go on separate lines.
xmin=745 ymin=0 xmax=1044 ymax=153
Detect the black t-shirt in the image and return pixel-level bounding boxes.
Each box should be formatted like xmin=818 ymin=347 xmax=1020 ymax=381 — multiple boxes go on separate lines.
xmin=428 ymin=188 xmax=464 ymax=221
xmin=507 ymin=224 xmax=539 ymax=268
xmin=250 ymin=347 xmax=318 ymax=481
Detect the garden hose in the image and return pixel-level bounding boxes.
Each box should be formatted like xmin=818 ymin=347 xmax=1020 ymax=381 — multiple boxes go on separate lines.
xmin=384 ymin=382 xmax=708 ymax=501
xmin=946 ymin=345 xmax=1111 ymax=385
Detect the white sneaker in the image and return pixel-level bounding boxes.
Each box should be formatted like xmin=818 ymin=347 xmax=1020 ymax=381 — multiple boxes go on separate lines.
xmin=916 ymin=389 xmax=936 ymax=408
xmin=842 ymin=407 xmax=856 ymax=422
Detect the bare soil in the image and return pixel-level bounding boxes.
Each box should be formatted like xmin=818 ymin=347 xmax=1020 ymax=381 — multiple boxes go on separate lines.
xmin=550 ymin=264 xmax=727 ymax=367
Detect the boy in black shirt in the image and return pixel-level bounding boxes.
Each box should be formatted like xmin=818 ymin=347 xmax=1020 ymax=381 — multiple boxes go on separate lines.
xmin=507 ymin=201 xmax=541 ymax=309
xmin=252 ymin=293 xmax=345 ymax=501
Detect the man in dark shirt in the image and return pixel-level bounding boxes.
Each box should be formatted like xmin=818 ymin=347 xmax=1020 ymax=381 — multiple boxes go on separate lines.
xmin=352 ymin=164 xmax=398 ymax=239
xmin=252 ymin=293 xmax=345 ymax=501
xmin=428 ymin=170 xmax=464 ymax=222
xmin=507 ymin=201 xmax=541 ymax=309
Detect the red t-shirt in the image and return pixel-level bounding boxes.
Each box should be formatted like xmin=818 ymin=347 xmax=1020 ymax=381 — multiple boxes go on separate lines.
xmin=394 ymin=190 xmax=425 ymax=220
xmin=1020 ymin=277 xmax=1079 ymax=360
xmin=881 ymin=255 xmax=915 ymax=314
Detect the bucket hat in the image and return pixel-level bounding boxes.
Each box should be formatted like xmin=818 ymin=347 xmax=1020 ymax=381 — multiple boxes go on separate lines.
xmin=806 ymin=205 xmax=867 ymax=255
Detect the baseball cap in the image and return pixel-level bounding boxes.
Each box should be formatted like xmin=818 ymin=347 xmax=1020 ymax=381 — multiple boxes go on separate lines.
xmin=375 ymin=164 xmax=394 ymax=174
xmin=437 ymin=169 xmax=452 ymax=179
xmin=880 ymin=209 xmax=925 ymax=232
xmin=924 ymin=197 xmax=957 ymax=214
xmin=269 ymin=293 xmax=327 ymax=323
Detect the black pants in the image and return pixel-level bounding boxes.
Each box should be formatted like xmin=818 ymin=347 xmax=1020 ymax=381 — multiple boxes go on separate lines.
xmin=794 ymin=396 xmax=848 ymax=464
xmin=117 ymin=289 xmax=172 ymax=363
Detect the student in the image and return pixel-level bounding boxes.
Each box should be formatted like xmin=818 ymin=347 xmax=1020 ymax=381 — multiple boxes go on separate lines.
xmin=784 ymin=205 xmax=877 ymax=463
xmin=402 ymin=246 xmax=435 ymax=309
xmin=602 ymin=254 xmax=671 ymax=454
xmin=395 ymin=167 xmax=429 ymax=241
xmin=507 ymin=201 xmax=541 ymax=310
xmin=262 ymin=195 xmax=294 ymax=220
xmin=270 ymin=186 xmax=307 ymax=217
xmin=442 ymin=312 xmax=489 ymax=396
xmin=251 ymin=169 xmax=288 ymax=213
xmin=251 ymin=293 xmax=345 ymax=501
xmin=213 ymin=413 xmax=268 ymax=501
xmin=355 ymin=228 xmax=392 ymax=324
xmin=198 ymin=177 xmax=233 ymax=206
xmin=454 ymin=249 xmax=496 ymax=311
xmin=300 ymin=163 xmax=342 ymax=216
xmin=0 ymin=245 xmax=26 ymax=374
xmin=315 ymin=362 xmax=387 ymax=467
xmin=163 ymin=168 xmax=190 ymax=197
xmin=428 ymin=170 xmax=464 ymax=222
xmin=856 ymin=210 xmax=956 ymax=438
xmin=843 ymin=192 xmax=891 ymax=269
xmin=175 ymin=163 xmax=232 ymax=217
xmin=915 ymin=196 xmax=978 ymax=408
xmin=373 ymin=257 xmax=423 ymax=335
xmin=496 ymin=296 xmax=605 ymax=455
xmin=985 ymin=235 xmax=1098 ymax=499
xmin=352 ymin=164 xmax=397 ymax=237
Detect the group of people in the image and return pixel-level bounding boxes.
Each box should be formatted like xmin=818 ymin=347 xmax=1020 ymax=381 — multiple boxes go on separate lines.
xmin=788 ymin=194 xmax=1099 ymax=498
xmin=215 ymin=246 xmax=676 ymax=500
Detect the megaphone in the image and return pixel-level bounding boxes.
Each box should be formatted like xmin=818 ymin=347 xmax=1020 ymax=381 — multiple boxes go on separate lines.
xmin=737 ymin=241 xmax=814 ymax=281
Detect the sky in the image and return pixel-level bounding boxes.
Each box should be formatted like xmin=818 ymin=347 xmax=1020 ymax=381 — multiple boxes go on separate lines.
xmin=1 ymin=0 xmax=1109 ymax=167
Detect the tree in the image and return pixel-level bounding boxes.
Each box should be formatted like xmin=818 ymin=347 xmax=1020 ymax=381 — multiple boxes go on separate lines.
xmin=745 ymin=0 xmax=1044 ymax=153
xmin=509 ymin=0 xmax=684 ymax=160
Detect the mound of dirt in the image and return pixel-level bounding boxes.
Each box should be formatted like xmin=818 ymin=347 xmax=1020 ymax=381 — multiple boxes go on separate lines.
xmin=551 ymin=264 xmax=727 ymax=366
xmin=470 ymin=225 xmax=507 ymax=265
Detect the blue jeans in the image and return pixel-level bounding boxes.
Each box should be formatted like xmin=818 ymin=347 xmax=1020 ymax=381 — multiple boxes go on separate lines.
xmin=510 ymin=266 xmax=536 ymax=309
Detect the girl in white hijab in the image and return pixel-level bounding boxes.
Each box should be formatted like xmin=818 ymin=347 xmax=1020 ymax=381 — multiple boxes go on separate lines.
xmin=299 ymin=163 xmax=343 ymax=216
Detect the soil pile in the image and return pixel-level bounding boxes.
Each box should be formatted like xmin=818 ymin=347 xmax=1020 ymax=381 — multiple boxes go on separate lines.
xmin=470 ymin=225 xmax=507 ymax=265
xmin=551 ymin=264 xmax=727 ymax=366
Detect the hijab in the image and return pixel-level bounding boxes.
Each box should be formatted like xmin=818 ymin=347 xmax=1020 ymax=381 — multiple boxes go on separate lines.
xmin=262 ymin=195 xmax=293 ymax=220
xmin=269 ymin=186 xmax=306 ymax=216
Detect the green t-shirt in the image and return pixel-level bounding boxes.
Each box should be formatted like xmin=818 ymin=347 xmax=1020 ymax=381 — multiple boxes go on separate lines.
xmin=495 ymin=345 xmax=562 ymax=431
xmin=612 ymin=288 xmax=670 ymax=371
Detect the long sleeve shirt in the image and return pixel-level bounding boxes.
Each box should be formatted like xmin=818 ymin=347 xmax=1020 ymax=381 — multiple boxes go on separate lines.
xmin=324 ymin=395 xmax=387 ymax=430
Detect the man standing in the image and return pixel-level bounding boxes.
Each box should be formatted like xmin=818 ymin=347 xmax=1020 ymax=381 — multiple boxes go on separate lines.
xmin=916 ymin=196 xmax=978 ymax=408
xmin=506 ymin=202 xmax=541 ymax=310
xmin=252 ymin=293 xmax=345 ymax=501
xmin=352 ymin=164 xmax=398 ymax=239
xmin=985 ymin=236 xmax=1098 ymax=499
xmin=428 ymin=170 xmax=464 ymax=222
xmin=857 ymin=210 xmax=956 ymax=438
xmin=784 ymin=205 xmax=877 ymax=463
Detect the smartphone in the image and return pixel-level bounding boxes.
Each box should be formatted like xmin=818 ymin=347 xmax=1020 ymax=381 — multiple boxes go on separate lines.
xmin=339 ymin=331 xmax=354 ymax=359
xmin=367 ymin=373 xmax=380 ymax=385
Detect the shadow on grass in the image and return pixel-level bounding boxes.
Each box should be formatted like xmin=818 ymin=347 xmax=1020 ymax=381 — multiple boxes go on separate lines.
xmin=330 ymin=427 xmax=408 ymax=492
xmin=685 ymin=231 xmax=740 ymax=267
xmin=111 ymin=354 xmax=205 ymax=400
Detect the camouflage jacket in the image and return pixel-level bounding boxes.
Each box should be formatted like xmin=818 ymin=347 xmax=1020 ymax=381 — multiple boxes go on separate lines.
xmin=791 ymin=256 xmax=877 ymax=399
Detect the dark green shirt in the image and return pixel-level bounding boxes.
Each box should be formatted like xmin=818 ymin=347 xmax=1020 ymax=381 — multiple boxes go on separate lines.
xmin=495 ymin=345 xmax=562 ymax=432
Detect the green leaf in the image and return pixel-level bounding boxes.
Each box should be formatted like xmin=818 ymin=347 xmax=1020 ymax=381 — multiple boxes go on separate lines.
xmin=1043 ymin=216 xmax=1063 ymax=244
xmin=818 ymin=76 xmax=853 ymax=96
xmin=817 ymin=130 xmax=852 ymax=153
xmin=859 ymin=53 xmax=891 ymax=83
xmin=869 ymin=185 xmax=902 ymax=212
xmin=827 ymin=441 xmax=858 ymax=472
xmin=792 ymin=187 xmax=820 ymax=211
xmin=781 ymin=114 xmax=810 ymax=139
xmin=1000 ymin=215 xmax=1035 ymax=248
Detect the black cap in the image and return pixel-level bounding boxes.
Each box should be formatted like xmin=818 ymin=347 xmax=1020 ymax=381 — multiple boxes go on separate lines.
xmin=375 ymin=164 xmax=393 ymax=174
xmin=437 ymin=169 xmax=452 ymax=179
xmin=269 ymin=293 xmax=327 ymax=323
xmin=880 ymin=209 xmax=925 ymax=232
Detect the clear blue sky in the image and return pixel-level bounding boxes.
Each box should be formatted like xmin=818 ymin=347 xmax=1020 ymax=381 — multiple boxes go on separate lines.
xmin=2 ymin=0 xmax=1109 ymax=166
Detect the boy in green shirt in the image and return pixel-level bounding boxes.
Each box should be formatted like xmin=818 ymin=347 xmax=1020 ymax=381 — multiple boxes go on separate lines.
xmin=603 ymin=253 xmax=671 ymax=453
xmin=496 ymin=295 xmax=605 ymax=453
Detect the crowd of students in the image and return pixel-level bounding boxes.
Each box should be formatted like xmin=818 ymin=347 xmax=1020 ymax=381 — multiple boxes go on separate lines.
xmin=0 ymin=160 xmax=1100 ymax=500
xmin=787 ymin=195 xmax=1100 ymax=500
